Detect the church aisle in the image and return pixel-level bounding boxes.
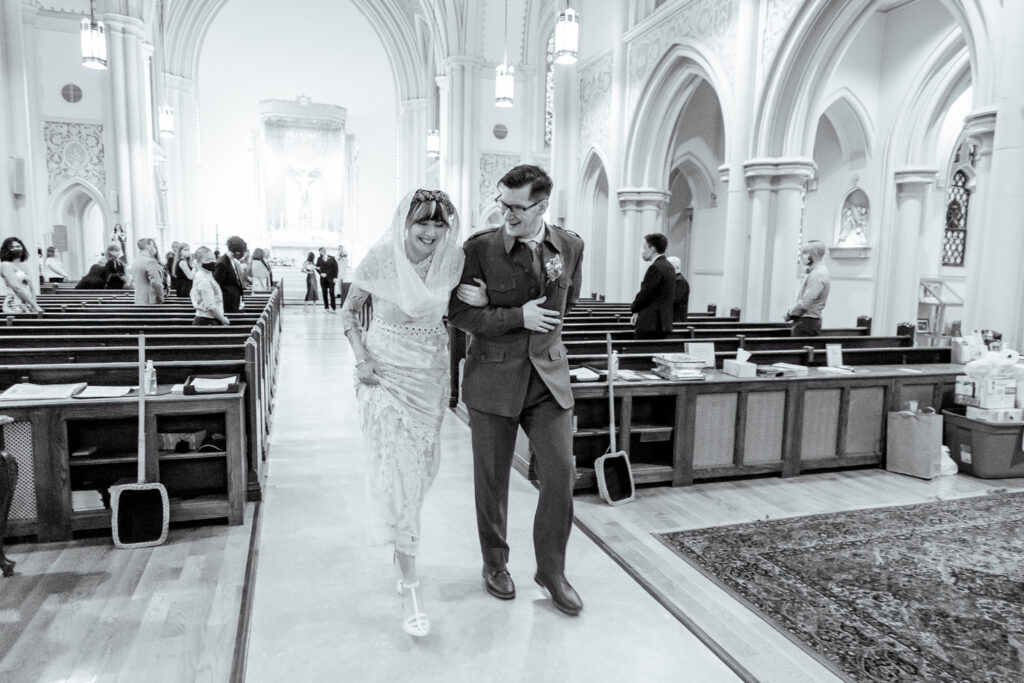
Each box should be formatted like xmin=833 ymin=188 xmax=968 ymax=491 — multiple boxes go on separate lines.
xmin=243 ymin=308 xmax=740 ymax=682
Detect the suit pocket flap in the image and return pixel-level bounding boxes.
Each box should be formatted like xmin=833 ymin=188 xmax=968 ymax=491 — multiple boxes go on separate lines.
xmin=548 ymin=345 xmax=567 ymax=360
xmin=473 ymin=344 xmax=506 ymax=363
xmin=488 ymin=280 xmax=516 ymax=293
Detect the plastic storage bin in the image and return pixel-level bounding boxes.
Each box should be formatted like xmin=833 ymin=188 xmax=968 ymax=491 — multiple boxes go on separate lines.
xmin=942 ymin=409 xmax=1024 ymax=478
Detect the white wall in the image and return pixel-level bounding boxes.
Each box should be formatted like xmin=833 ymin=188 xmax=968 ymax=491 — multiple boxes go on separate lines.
xmin=198 ymin=0 xmax=396 ymax=260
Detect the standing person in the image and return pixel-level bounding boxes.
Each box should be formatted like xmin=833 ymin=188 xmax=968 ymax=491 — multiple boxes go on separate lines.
xmin=130 ymin=237 xmax=165 ymax=305
xmin=104 ymin=243 xmax=129 ymax=290
xmin=447 ymin=164 xmax=585 ymax=617
xmin=171 ymin=242 xmax=196 ymax=298
xmin=43 ymin=247 xmax=69 ymax=283
xmin=666 ymin=255 xmax=690 ymax=322
xmin=1 ymin=237 xmax=44 ymax=314
xmin=214 ymin=236 xmax=246 ymax=313
xmin=630 ymin=233 xmax=675 ymax=339
xmin=786 ymin=240 xmax=831 ymax=336
xmin=338 ymin=245 xmax=352 ymax=306
xmin=250 ymin=248 xmax=273 ymax=292
xmin=300 ymin=251 xmax=319 ymax=310
xmin=166 ymin=241 xmax=179 ymax=289
xmin=190 ymin=247 xmax=230 ymax=326
xmin=316 ymin=246 xmax=338 ymax=311
xmin=341 ymin=189 xmax=486 ymax=637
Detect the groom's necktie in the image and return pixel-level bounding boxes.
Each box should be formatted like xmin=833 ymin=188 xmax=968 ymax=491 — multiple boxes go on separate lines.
xmin=526 ymin=240 xmax=542 ymax=284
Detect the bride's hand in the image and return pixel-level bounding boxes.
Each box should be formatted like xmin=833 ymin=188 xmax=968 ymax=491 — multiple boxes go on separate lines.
xmin=356 ymin=359 xmax=379 ymax=385
xmin=456 ymin=278 xmax=488 ymax=307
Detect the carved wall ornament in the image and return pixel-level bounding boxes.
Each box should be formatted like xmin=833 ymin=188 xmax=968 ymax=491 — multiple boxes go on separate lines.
xmin=578 ymin=52 xmax=613 ymax=159
xmin=627 ymin=0 xmax=737 ymax=110
xmin=44 ymin=121 xmax=106 ymax=194
xmin=761 ymin=0 xmax=803 ymax=77
xmin=478 ymin=153 xmax=522 ymax=215
xmin=836 ymin=188 xmax=870 ymax=248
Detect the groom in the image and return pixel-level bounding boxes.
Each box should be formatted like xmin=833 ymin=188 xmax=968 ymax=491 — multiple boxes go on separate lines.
xmin=447 ymin=164 xmax=585 ymax=616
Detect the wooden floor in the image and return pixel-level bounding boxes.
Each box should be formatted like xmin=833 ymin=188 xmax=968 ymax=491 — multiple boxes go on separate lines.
xmin=3 ymin=305 xmax=1022 ymax=682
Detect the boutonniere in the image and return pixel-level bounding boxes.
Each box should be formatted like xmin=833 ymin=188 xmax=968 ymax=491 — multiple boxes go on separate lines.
xmin=544 ymin=254 xmax=564 ymax=280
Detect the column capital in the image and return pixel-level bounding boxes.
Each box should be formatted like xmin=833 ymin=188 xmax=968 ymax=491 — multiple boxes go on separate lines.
xmin=617 ymin=187 xmax=670 ymax=210
xmin=743 ymin=157 xmax=816 ymax=190
xmin=399 ymin=98 xmax=428 ymax=113
xmin=165 ymin=73 xmax=196 ymax=92
xmin=442 ymin=55 xmax=479 ymax=73
xmin=717 ymin=163 xmax=730 ymax=185
xmin=963 ymin=107 xmax=997 ymax=139
xmin=894 ymin=167 xmax=938 ymax=192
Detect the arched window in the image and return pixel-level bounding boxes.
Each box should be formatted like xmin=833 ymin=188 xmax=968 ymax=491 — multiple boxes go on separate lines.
xmin=941 ymin=170 xmax=969 ymax=266
xmin=544 ymin=31 xmax=554 ymax=149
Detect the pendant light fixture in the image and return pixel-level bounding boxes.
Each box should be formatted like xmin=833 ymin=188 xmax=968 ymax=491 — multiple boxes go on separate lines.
xmin=157 ymin=0 xmax=175 ymax=138
xmin=554 ymin=4 xmax=580 ymax=64
xmin=158 ymin=105 xmax=176 ymax=138
xmin=80 ymin=0 xmax=108 ymax=69
xmin=426 ymin=129 xmax=441 ymax=158
xmin=495 ymin=0 xmax=514 ymax=107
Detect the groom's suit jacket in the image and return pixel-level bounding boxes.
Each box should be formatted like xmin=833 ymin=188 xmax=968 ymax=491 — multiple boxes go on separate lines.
xmin=448 ymin=223 xmax=584 ymax=418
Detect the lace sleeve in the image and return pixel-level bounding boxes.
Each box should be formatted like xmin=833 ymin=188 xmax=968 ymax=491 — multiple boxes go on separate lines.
xmin=341 ymin=283 xmax=371 ymax=333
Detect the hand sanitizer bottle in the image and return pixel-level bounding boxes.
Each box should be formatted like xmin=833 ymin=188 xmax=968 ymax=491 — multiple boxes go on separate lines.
xmin=145 ymin=360 xmax=157 ymax=395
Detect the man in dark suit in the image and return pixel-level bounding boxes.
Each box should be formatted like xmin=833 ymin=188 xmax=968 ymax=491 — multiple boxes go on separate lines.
xmin=630 ymin=233 xmax=675 ymax=339
xmin=666 ymin=255 xmax=690 ymax=322
xmin=448 ymin=164 xmax=585 ymax=616
xmin=213 ymin=235 xmax=246 ymax=313
xmin=315 ymin=247 xmax=338 ymax=312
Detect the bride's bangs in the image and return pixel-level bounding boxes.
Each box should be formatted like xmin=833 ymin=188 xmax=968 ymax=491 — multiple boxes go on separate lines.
xmin=407 ymin=200 xmax=450 ymax=228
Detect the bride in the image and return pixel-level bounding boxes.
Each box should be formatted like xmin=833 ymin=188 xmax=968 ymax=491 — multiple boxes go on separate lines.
xmin=340 ymin=189 xmax=484 ymax=637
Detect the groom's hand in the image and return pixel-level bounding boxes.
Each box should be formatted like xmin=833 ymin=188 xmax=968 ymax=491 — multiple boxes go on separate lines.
xmin=522 ymin=297 xmax=560 ymax=332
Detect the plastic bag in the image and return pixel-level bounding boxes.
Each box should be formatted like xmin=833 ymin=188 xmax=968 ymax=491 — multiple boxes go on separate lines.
xmin=940 ymin=445 xmax=959 ymax=476
xmin=964 ymin=348 xmax=1020 ymax=379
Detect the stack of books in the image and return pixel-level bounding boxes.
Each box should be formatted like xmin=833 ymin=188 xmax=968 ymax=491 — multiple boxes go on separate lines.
xmin=72 ymin=489 xmax=105 ymax=512
xmin=652 ymin=353 xmax=707 ymax=381
xmin=772 ymin=362 xmax=809 ymax=377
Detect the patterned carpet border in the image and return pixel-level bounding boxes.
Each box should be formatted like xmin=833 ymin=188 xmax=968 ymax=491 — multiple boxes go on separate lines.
xmin=656 ymin=492 xmax=1024 ymax=683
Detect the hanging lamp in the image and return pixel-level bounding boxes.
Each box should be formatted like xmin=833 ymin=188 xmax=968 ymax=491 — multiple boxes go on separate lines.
xmin=426 ymin=129 xmax=440 ymax=158
xmin=157 ymin=0 xmax=175 ymax=138
xmin=495 ymin=0 xmax=514 ymax=107
xmin=554 ymin=5 xmax=580 ymax=64
xmin=81 ymin=0 xmax=107 ymax=69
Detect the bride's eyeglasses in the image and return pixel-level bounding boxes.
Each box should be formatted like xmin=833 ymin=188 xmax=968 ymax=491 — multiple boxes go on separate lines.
xmin=494 ymin=195 xmax=542 ymax=215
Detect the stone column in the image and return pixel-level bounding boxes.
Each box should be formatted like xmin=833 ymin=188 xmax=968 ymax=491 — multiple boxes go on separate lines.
xmin=0 ymin=0 xmax=42 ymax=280
xmin=883 ymin=169 xmax=938 ymax=332
xmin=164 ymin=73 xmax=202 ymax=246
xmin=105 ymin=13 xmax=154 ymax=252
xmin=439 ymin=57 xmax=477 ymax=239
xmin=959 ymin=110 xmax=1001 ymax=335
xmin=743 ymin=159 xmax=815 ymax=321
xmin=617 ymin=188 xmax=670 ymax=301
xmin=743 ymin=167 xmax=774 ymax=320
xmin=599 ymin=2 xmax=630 ymax=300
xmin=398 ymin=97 xmax=427 ymax=192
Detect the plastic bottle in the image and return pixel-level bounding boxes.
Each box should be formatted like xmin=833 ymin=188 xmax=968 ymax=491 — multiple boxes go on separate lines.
xmin=609 ymin=350 xmax=619 ymax=380
xmin=144 ymin=360 xmax=157 ymax=395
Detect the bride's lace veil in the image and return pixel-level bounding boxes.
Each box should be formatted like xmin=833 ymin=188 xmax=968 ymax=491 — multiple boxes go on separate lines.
xmin=351 ymin=189 xmax=464 ymax=321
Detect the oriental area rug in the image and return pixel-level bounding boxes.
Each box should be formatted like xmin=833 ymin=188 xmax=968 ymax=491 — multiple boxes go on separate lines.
xmin=657 ymin=492 xmax=1024 ymax=683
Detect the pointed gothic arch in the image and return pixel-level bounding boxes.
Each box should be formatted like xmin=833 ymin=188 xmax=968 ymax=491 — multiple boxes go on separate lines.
xmin=48 ymin=179 xmax=110 ymax=278
xmin=577 ymin=148 xmax=610 ymax=297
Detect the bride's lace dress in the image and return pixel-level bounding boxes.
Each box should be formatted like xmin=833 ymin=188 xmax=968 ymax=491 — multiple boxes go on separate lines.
xmin=342 ymin=255 xmax=449 ymax=555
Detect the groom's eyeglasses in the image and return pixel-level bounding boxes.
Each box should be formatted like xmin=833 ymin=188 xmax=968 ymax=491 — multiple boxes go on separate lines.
xmin=494 ymin=195 xmax=543 ymax=215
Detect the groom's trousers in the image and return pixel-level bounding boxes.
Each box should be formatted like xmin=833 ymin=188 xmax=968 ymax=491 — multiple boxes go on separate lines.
xmin=468 ymin=366 xmax=575 ymax=578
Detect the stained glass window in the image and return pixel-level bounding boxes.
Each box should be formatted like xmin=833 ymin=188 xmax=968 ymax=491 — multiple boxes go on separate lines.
xmin=544 ymin=31 xmax=554 ymax=148
xmin=941 ymin=170 xmax=969 ymax=266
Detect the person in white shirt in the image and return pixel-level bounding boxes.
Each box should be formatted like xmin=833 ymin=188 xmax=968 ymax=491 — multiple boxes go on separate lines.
xmin=43 ymin=247 xmax=69 ymax=283
xmin=190 ymin=246 xmax=230 ymax=326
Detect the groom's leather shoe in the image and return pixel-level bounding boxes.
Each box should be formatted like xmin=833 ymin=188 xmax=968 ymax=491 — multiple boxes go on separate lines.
xmin=534 ymin=573 xmax=583 ymax=616
xmin=482 ymin=567 xmax=515 ymax=600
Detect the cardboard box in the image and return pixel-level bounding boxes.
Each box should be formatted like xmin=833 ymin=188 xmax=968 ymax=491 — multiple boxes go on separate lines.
xmin=954 ymin=376 xmax=1016 ymax=409
xmin=722 ymin=359 xmax=756 ymax=378
xmin=965 ymin=406 xmax=1024 ymax=423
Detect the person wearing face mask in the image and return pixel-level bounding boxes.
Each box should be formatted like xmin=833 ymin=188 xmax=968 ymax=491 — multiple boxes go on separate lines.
xmin=1 ymin=237 xmax=44 ymax=314
xmin=130 ymin=237 xmax=165 ymax=305
xmin=786 ymin=240 xmax=831 ymax=336
xmin=214 ymin=236 xmax=247 ymax=313
xmin=341 ymin=189 xmax=487 ymax=638
xmin=103 ymin=243 xmax=128 ymax=289
xmin=190 ymin=246 xmax=230 ymax=326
